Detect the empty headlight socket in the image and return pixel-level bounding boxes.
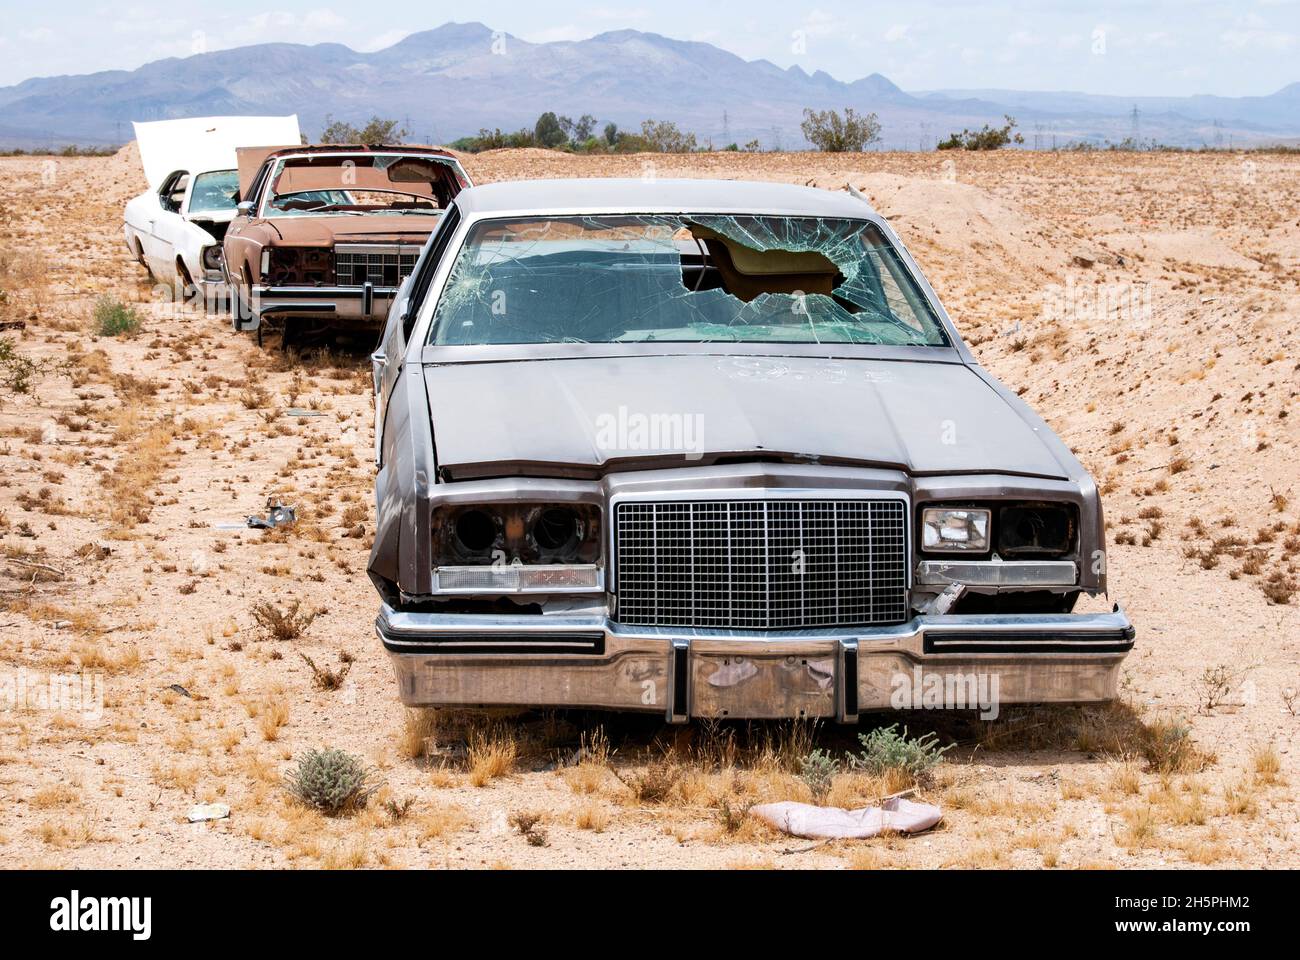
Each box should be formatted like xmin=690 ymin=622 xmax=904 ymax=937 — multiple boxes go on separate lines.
xmin=916 ymin=501 xmax=1078 ymax=560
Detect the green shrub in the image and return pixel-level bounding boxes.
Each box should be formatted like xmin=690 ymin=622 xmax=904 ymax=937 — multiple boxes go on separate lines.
xmin=798 ymin=748 xmax=840 ymax=801
xmin=285 ymin=748 xmax=381 ymax=815
xmin=93 ymin=297 xmax=140 ymax=337
xmin=800 ymin=107 xmax=881 ymax=152
xmin=937 ymin=115 xmax=1025 ymax=151
xmin=0 ymin=337 xmax=38 ymax=395
xmin=853 ymin=724 xmax=952 ymax=779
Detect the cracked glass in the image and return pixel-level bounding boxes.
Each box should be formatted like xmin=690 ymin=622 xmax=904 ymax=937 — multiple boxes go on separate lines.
xmin=428 ymin=214 xmax=949 ymax=346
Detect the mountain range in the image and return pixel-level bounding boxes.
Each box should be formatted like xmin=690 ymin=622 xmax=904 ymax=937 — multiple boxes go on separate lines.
xmin=0 ymin=21 xmax=1295 ymax=150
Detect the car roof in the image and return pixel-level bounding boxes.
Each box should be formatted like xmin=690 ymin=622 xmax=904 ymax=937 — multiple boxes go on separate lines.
xmin=453 ymin=178 xmax=879 ymax=218
xmin=265 ymin=144 xmax=460 ymax=161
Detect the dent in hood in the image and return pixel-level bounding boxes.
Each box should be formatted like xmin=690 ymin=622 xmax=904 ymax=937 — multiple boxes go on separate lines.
xmin=422 ymin=355 xmax=1072 ymax=481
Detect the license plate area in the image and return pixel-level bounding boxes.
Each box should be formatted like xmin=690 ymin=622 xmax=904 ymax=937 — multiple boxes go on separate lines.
xmin=688 ymin=652 xmax=837 ymax=719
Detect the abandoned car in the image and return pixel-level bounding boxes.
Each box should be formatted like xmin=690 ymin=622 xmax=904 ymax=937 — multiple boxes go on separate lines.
xmin=369 ymin=178 xmax=1134 ymax=722
xmin=123 ymin=115 xmax=301 ymax=301
xmin=224 ymin=144 xmax=471 ymax=338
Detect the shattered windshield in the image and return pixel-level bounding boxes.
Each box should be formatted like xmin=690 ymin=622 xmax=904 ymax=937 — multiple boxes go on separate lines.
xmin=263 ymin=154 xmax=460 ymax=218
xmin=188 ymin=170 xmax=240 ymax=214
xmin=429 ymin=214 xmax=949 ymax=346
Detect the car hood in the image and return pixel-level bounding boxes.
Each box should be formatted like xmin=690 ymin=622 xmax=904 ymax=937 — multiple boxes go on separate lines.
xmin=133 ymin=115 xmax=300 ymax=192
xmin=261 ymin=213 xmax=442 ymax=246
xmin=422 ymin=354 xmax=1071 ymax=481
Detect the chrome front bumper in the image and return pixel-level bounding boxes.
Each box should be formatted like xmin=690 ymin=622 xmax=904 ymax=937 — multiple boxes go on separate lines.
xmin=239 ymin=283 xmax=398 ymax=329
xmin=377 ymin=604 xmax=1134 ymax=721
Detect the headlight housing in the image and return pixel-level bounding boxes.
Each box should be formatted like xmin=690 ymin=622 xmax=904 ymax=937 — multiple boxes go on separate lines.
xmin=997 ymin=503 xmax=1075 ymax=557
xmin=436 ymin=503 xmax=601 ymax=565
xmin=921 ymin=507 xmax=990 ymax=553
xmin=201 ymin=245 xmax=224 ymax=271
xmin=265 ymin=247 xmax=333 ymax=285
xmin=431 ymin=502 xmax=603 ymax=594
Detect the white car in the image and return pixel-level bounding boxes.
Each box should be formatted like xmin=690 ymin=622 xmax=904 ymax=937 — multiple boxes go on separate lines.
xmin=123 ymin=115 xmax=301 ymax=304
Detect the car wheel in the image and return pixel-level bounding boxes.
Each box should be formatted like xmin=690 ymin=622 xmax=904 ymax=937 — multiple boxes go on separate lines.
xmin=175 ymin=258 xmax=197 ymax=304
xmin=134 ymin=240 xmax=154 ymax=280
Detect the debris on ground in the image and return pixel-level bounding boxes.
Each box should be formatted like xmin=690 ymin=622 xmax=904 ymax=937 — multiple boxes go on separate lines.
xmin=751 ymin=797 xmax=942 ymax=840
xmin=186 ymin=802 xmax=230 ymax=823
xmin=246 ymin=499 xmax=296 ymax=529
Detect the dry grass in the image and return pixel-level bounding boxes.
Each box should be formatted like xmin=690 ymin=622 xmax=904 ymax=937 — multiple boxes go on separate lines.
xmin=398 ymin=708 xmax=438 ymax=760
xmin=259 ymin=698 xmax=290 ymax=742
xmin=466 ymin=724 xmax=518 ymax=787
xmin=573 ymin=802 xmax=610 ymax=832
xmin=1251 ymin=742 xmax=1283 ymax=785
xmin=417 ymin=803 xmax=471 ymax=842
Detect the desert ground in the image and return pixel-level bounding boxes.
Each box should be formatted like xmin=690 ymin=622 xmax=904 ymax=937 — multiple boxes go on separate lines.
xmin=0 ymin=146 xmax=1296 ymax=869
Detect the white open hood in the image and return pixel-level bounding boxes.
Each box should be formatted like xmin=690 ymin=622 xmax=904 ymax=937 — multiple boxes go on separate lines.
xmin=132 ymin=115 xmax=301 ymax=191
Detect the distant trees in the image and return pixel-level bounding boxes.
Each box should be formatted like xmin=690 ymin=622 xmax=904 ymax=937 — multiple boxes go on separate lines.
xmin=800 ymin=107 xmax=881 ymax=152
xmin=635 ymin=119 xmax=698 ymax=153
xmin=451 ymin=113 xmax=706 ymax=154
xmin=937 ymin=115 xmax=1024 ymax=150
xmin=319 ymin=115 xmax=407 ymax=145
xmin=533 ymin=112 xmax=568 ymax=148
xmin=560 ymin=114 xmax=598 ymax=143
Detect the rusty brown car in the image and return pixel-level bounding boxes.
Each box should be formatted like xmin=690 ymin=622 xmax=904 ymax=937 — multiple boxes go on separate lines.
xmin=224 ymin=144 xmax=471 ymax=340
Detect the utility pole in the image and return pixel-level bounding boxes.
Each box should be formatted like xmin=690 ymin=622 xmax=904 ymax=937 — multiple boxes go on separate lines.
xmin=722 ymin=110 xmax=730 ymax=145
xmin=1130 ymin=104 xmax=1141 ymax=146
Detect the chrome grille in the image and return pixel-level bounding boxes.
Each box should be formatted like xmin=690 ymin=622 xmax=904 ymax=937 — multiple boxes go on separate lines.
xmin=614 ymin=498 xmax=907 ymax=629
xmin=334 ymin=244 xmax=419 ymax=287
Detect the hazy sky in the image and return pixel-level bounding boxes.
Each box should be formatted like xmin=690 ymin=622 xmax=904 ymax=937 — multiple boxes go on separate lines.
xmin=0 ymin=1 xmax=1295 ymax=96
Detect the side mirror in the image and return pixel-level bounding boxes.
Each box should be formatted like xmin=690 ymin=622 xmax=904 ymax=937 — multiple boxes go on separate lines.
xmin=236 ymin=201 xmax=255 ymax=216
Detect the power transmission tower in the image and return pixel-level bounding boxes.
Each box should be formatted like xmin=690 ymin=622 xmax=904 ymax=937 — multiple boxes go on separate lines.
xmin=1130 ymin=105 xmax=1141 ymax=145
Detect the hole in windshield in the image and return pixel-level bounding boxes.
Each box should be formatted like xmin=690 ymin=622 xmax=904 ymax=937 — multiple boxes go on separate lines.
xmin=428 ymin=214 xmax=949 ymax=347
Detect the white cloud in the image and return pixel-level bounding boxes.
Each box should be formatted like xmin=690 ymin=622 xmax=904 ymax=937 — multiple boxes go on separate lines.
xmin=586 ymin=6 xmax=650 ymax=19
xmin=19 ymin=27 xmax=54 ymax=42
xmin=884 ymin=24 xmax=911 ymax=43
xmin=1222 ymin=28 xmax=1296 ymax=49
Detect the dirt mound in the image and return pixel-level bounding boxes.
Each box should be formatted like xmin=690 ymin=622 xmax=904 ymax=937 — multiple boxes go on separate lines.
xmin=851 ymin=172 xmax=1098 ymax=279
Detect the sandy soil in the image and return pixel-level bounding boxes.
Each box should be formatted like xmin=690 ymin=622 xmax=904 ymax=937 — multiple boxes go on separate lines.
xmin=0 ymin=147 xmax=1296 ymax=869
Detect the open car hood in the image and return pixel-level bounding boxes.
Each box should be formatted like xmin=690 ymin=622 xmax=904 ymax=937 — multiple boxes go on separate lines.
xmin=423 ymin=354 xmax=1071 ymax=481
xmin=133 ymin=115 xmax=300 ymax=192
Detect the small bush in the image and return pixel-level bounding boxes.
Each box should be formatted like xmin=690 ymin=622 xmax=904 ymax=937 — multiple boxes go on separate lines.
xmin=93 ymin=297 xmax=141 ymax=337
xmin=798 ymin=749 xmax=840 ymax=802
xmin=251 ymin=599 xmax=319 ymax=641
xmin=800 ymin=107 xmax=881 ymax=152
xmin=937 ymin=115 xmax=1024 ymax=151
xmin=285 ymin=748 xmax=381 ymax=815
xmin=852 ymin=724 xmax=952 ymax=780
xmin=1141 ymin=719 xmax=1207 ymax=775
xmin=614 ymin=760 xmax=680 ymax=804
xmin=715 ymin=796 xmax=755 ymax=834
xmin=299 ymin=651 xmax=352 ymax=691
xmin=509 ymin=810 xmax=548 ymax=846
xmin=384 ymin=797 xmax=414 ymax=823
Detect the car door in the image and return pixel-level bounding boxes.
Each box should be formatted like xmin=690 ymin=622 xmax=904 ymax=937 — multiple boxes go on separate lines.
xmin=373 ymin=203 xmax=462 ymax=467
xmin=154 ymin=171 xmax=194 ymax=278
xmin=143 ymin=170 xmax=188 ymax=276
